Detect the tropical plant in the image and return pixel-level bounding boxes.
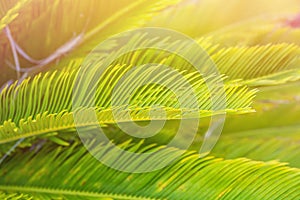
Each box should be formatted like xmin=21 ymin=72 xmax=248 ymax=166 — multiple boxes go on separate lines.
xmin=0 ymin=0 xmax=300 ymax=199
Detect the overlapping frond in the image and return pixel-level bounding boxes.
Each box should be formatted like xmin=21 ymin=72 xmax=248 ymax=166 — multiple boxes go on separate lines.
xmin=1 ymin=1 xmax=300 ymax=198
xmin=52 ymin=33 xmax=221 ymax=74
xmin=206 ymin=81 xmax=300 ymax=168
xmin=211 ymin=125 xmax=300 ymax=168
xmin=1 ymin=140 xmax=300 ymax=199
xmin=0 ymin=63 xmax=256 ymax=144
xmin=222 ymin=81 xmax=300 ymax=134
xmin=56 ymin=35 xmax=300 ymax=87
xmin=210 ymin=43 xmax=300 ymax=83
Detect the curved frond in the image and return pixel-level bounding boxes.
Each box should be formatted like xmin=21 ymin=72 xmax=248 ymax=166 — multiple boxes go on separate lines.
xmin=1 ymin=140 xmax=300 ymax=199
xmin=211 ymin=125 xmax=300 ymax=168
xmin=0 ymin=64 xmax=256 ymax=144
xmin=56 ymin=34 xmax=300 ymax=87
xmin=52 ymin=34 xmax=221 ymax=73
xmin=210 ymin=43 xmax=300 ymax=82
xmin=206 ymin=81 xmax=300 ymax=168
xmin=222 ymin=81 xmax=300 ymax=134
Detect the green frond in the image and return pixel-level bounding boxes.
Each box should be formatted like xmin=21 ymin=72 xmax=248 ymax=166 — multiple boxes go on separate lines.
xmin=205 ymin=81 xmax=300 ymax=168
xmin=1 ymin=140 xmax=300 ymax=199
xmin=0 ymin=64 xmax=256 ymax=144
xmin=244 ymin=69 xmax=300 ymax=86
xmin=52 ymin=33 xmax=221 ymax=74
xmin=1 ymin=2 xmax=300 ymax=198
xmin=222 ymin=81 xmax=300 ymax=134
xmin=0 ymin=191 xmax=32 ymax=200
xmin=56 ymin=34 xmax=300 ymax=88
xmin=211 ymin=43 xmax=300 ymax=84
xmin=211 ymin=125 xmax=300 ymax=168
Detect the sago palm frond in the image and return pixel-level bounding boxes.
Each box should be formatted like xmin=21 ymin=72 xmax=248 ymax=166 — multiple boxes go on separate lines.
xmin=210 ymin=43 xmax=300 ymax=84
xmin=56 ymin=35 xmax=300 ymax=87
xmin=211 ymin=124 xmax=300 ymax=168
xmin=0 ymin=63 xmax=256 ymax=145
xmin=0 ymin=191 xmax=32 ymax=200
xmin=208 ymin=81 xmax=300 ymax=168
xmin=222 ymin=81 xmax=300 ymax=134
xmin=1 ymin=140 xmax=300 ymax=199
xmin=1 ymin=1 xmax=300 ymax=199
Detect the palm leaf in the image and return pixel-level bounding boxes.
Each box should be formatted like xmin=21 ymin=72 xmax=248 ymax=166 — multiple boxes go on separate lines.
xmin=0 ymin=191 xmax=32 ymax=200
xmin=2 ymin=2 xmax=300 ymax=199
xmin=0 ymin=63 xmax=256 ymax=145
xmin=164 ymin=81 xmax=300 ymax=166
xmin=206 ymin=81 xmax=300 ymax=168
xmin=210 ymin=43 xmax=300 ymax=83
xmin=58 ymin=34 xmax=300 ymax=87
xmin=211 ymin=125 xmax=300 ymax=168
xmin=1 ymin=140 xmax=300 ymax=199
xmin=222 ymin=81 xmax=300 ymax=134
xmin=50 ymin=33 xmax=221 ymax=73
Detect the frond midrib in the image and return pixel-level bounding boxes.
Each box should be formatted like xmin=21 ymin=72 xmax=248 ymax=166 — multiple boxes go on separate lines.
xmin=0 ymin=185 xmax=159 ymax=200
xmin=0 ymin=107 xmax=254 ymax=144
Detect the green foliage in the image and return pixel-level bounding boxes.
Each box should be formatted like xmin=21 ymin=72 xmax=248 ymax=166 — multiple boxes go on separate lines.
xmin=1 ymin=140 xmax=300 ymax=199
xmin=1 ymin=0 xmax=300 ymax=199
xmin=0 ymin=191 xmax=32 ymax=200
xmin=0 ymin=65 xmax=256 ymax=145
